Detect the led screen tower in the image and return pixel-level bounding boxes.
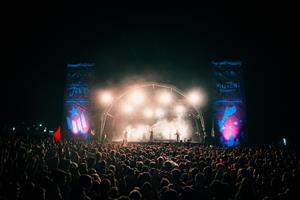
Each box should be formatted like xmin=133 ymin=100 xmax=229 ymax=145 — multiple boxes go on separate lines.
xmin=63 ymin=63 xmax=94 ymax=138
xmin=212 ymin=61 xmax=246 ymax=146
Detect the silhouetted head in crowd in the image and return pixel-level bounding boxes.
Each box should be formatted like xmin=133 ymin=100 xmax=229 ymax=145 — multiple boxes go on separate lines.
xmin=129 ymin=189 xmax=142 ymax=200
xmin=161 ymin=188 xmax=178 ymax=200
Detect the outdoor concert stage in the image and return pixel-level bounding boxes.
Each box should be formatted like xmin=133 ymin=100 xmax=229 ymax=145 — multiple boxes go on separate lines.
xmin=63 ymin=62 xmax=246 ymax=147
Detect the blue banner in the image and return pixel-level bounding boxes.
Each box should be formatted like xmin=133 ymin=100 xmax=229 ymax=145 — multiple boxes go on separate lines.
xmin=212 ymin=61 xmax=246 ymax=146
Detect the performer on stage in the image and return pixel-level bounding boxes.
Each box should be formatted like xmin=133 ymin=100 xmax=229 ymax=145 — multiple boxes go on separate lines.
xmin=149 ymin=129 xmax=154 ymax=143
xmin=103 ymin=133 xmax=107 ymax=143
xmin=122 ymin=130 xmax=128 ymax=146
xmin=175 ymin=129 xmax=180 ymax=143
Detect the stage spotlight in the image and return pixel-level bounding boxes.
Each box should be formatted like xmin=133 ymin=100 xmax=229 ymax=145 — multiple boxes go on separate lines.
xmin=174 ymin=105 xmax=186 ymax=115
xmin=155 ymin=108 xmax=165 ymax=118
xmin=187 ymin=90 xmax=204 ymax=107
xmin=122 ymin=104 xmax=133 ymax=114
xmin=143 ymin=108 xmax=153 ymax=118
xmin=100 ymin=92 xmax=113 ymax=105
xmin=158 ymin=92 xmax=172 ymax=105
xmin=129 ymin=90 xmax=145 ymax=105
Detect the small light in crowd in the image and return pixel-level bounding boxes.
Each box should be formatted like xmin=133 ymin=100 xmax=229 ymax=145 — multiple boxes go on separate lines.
xmin=39 ymin=124 xmax=43 ymax=127
xmin=283 ymin=138 xmax=287 ymax=146
xmin=12 ymin=127 xmax=16 ymax=131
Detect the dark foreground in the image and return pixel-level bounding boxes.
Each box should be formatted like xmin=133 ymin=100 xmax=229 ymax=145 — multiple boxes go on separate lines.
xmin=0 ymin=136 xmax=299 ymax=200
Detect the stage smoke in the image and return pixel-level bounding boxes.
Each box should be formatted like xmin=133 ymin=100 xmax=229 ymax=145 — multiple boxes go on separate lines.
xmin=123 ymin=117 xmax=191 ymax=142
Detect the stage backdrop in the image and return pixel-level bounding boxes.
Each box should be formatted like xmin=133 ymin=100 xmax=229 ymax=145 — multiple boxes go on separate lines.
xmin=63 ymin=63 xmax=94 ymax=139
xmin=212 ymin=61 xmax=247 ymax=146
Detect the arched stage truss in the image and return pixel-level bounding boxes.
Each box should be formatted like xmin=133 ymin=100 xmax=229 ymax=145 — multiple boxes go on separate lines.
xmin=100 ymin=82 xmax=206 ymax=143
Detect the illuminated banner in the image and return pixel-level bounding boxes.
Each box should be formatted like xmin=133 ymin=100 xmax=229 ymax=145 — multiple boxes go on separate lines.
xmin=64 ymin=63 xmax=94 ymax=137
xmin=212 ymin=61 xmax=246 ymax=146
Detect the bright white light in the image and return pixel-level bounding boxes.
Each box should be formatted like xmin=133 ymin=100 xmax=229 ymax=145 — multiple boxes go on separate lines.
xmin=12 ymin=127 xmax=16 ymax=131
xmin=100 ymin=92 xmax=113 ymax=105
xmin=122 ymin=104 xmax=133 ymax=114
xmin=283 ymin=138 xmax=287 ymax=146
xmin=120 ymin=118 xmax=192 ymax=143
xmin=187 ymin=90 xmax=205 ymax=107
xmin=143 ymin=108 xmax=153 ymax=118
xmin=158 ymin=92 xmax=172 ymax=105
xmin=155 ymin=108 xmax=165 ymax=118
xmin=174 ymin=105 xmax=186 ymax=115
xmin=129 ymin=90 xmax=145 ymax=105
xmin=151 ymin=118 xmax=191 ymax=141
xmin=125 ymin=125 xmax=150 ymax=142
xmin=39 ymin=124 xmax=43 ymax=127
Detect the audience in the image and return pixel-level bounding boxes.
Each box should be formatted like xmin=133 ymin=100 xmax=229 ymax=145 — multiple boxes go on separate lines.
xmin=0 ymin=135 xmax=299 ymax=200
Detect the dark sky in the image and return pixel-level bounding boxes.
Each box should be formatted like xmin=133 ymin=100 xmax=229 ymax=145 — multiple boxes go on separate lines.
xmin=2 ymin=3 xmax=298 ymax=144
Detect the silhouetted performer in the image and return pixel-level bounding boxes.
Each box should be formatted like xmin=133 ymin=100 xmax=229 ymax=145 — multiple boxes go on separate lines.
xmin=123 ymin=130 xmax=128 ymax=144
xmin=175 ymin=129 xmax=180 ymax=143
xmin=103 ymin=133 xmax=107 ymax=143
xmin=150 ymin=129 xmax=154 ymax=143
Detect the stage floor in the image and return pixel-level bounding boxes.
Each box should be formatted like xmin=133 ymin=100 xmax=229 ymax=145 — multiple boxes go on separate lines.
xmin=111 ymin=139 xmax=200 ymax=144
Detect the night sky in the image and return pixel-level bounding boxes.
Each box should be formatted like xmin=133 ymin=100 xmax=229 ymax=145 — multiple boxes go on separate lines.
xmin=2 ymin=3 xmax=298 ymax=144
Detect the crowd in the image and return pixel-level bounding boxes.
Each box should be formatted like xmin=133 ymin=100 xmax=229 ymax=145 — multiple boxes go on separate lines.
xmin=0 ymin=135 xmax=299 ymax=200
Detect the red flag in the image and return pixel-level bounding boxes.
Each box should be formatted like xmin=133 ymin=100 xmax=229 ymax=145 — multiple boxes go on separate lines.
xmin=54 ymin=127 xmax=61 ymax=141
